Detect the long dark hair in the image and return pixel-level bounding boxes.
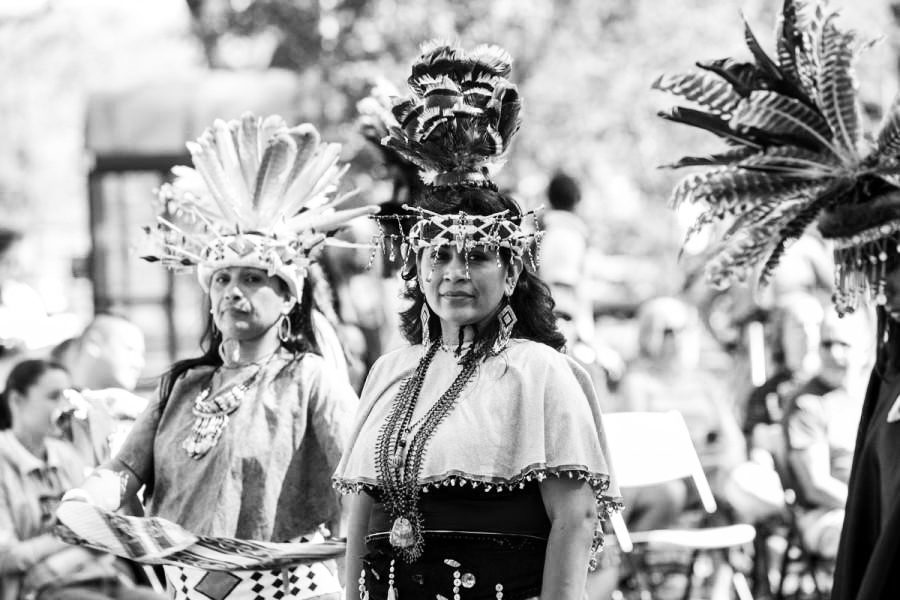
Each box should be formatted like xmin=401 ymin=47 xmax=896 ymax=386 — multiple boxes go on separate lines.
xmin=159 ymin=276 xmax=320 ymax=408
xmin=1 ymin=359 xmax=68 ymax=430
xmin=398 ymin=185 xmax=565 ymax=352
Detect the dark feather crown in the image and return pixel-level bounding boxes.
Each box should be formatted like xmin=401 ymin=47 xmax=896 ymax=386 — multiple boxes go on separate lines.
xmin=657 ymin=0 xmax=900 ymax=312
xmin=384 ymin=41 xmax=522 ymax=188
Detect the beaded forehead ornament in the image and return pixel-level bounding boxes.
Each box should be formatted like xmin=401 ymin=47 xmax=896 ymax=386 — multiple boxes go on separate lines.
xmin=361 ymin=41 xmax=541 ymax=274
xmin=656 ymin=0 xmax=900 ymax=315
xmin=141 ymin=112 xmax=378 ymax=299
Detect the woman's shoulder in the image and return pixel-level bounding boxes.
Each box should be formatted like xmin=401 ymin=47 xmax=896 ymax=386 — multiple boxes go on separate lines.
xmin=507 ymin=338 xmax=560 ymax=355
xmin=171 ymin=364 xmax=215 ymax=389
xmin=497 ymin=340 xmax=591 ymax=396
xmin=164 ymin=365 xmax=215 ymax=406
xmin=505 ymin=339 xmax=571 ymax=371
xmin=280 ymin=351 xmax=350 ymax=394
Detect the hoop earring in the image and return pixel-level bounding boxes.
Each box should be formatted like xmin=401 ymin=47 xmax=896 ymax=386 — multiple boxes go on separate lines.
xmin=278 ymin=314 xmax=292 ymax=342
xmin=492 ymin=298 xmax=517 ymax=355
xmin=421 ymin=303 xmax=432 ymax=348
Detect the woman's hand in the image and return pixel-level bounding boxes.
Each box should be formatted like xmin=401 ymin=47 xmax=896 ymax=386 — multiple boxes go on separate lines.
xmin=66 ymin=463 xmax=140 ymax=512
xmin=539 ymin=476 xmax=597 ymax=600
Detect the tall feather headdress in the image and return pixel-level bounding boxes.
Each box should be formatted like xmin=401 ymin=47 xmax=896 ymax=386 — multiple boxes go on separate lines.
xmin=367 ymin=41 xmax=540 ymax=269
xmin=141 ymin=112 xmax=378 ymax=299
xmin=656 ymin=0 xmax=900 ymax=314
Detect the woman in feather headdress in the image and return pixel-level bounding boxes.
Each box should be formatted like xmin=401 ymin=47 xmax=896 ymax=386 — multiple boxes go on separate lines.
xmin=59 ymin=113 xmax=376 ymax=599
xmin=333 ymin=42 xmax=621 ymax=600
xmin=655 ymin=1 xmax=900 ymax=597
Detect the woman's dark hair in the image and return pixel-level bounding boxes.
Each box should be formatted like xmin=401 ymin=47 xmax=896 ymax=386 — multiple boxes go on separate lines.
xmin=158 ymin=275 xmax=321 ymax=408
xmin=398 ymin=185 xmax=566 ymax=353
xmin=1 ymin=359 xmax=68 ymax=430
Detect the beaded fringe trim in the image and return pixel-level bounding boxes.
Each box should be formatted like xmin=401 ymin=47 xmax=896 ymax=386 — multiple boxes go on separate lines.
xmin=334 ymin=467 xmax=624 ymax=570
xmin=830 ymin=223 xmax=900 ymax=315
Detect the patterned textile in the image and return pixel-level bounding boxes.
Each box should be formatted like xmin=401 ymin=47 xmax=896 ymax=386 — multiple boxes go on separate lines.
xmin=164 ymin=562 xmax=340 ymax=600
xmin=54 ymin=501 xmax=345 ymax=571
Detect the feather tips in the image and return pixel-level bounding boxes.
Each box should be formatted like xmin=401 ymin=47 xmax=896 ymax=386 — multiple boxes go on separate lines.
xmin=658 ymin=0 xmax=890 ymax=290
xmin=652 ymin=71 xmax=742 ymax=116
xmin=166 ymin=113 xmax=359 ymax=238
xmin=818 ymin=18 xmax=862 ymax=160
xmin=875 ymin=97 xmax=900 ymax=156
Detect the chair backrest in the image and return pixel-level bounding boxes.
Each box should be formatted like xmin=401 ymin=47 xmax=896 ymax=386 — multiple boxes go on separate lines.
xmin=601 ymin=410 xmax=717 ymax=513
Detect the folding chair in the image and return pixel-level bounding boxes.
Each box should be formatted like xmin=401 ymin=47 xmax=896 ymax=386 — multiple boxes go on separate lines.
xmin=603 ymin=411 xmax=756 ymax=600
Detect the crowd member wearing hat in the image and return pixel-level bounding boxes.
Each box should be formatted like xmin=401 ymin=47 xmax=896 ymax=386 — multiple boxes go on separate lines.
xmin=65 ymin=113 xmax=373 ymax=599
xmin=657 ymin=1 xmax=900 ymax=596
xmin=334 ymin=43 xmax=620 ymax=600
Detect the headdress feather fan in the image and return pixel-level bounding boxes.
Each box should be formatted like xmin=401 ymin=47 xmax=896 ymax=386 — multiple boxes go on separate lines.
xmin=657 ymin=0 xmax=900 ymax=312
xmin=142 ymin=112 xmax=377 ymax=299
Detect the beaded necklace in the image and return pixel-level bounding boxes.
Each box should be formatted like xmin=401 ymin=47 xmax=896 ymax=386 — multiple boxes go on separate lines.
xmin=182 ymin=354 xmax=274 ymax=459
xmin=374 ymin=340 xmax=481 ymax=562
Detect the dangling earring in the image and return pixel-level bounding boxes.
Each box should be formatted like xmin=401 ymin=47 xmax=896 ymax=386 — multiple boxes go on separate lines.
xmin=278 ymin=314 xmax=292 ymax=342
xmin=421 ymin=303 xmax=432 ymax=348
xmin=492 ymin=297 xmax=517 ymax=355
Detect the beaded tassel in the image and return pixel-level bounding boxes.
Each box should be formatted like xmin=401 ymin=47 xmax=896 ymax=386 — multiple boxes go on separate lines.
xmin=357 ymin=568 xmax=368 ymax=600
xmin=387 ymin=559 xmax=397 ymax=600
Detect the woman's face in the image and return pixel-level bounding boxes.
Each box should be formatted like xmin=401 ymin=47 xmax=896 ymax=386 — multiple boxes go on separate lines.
xmin=418 ymin=245 xmax=519 ymax=334
xmin=209 ymin=267 xmax=295 ymax=341
xmin=12 ymin=368 xmax=71 ymax=437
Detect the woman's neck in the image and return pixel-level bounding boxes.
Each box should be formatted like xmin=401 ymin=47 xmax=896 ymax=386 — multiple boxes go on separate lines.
xmin=225 ymin=331 xmax=282 ymax=367
xmin=440 ymin=323 xmax=475 ymax=347
xmin=13 ymin=428 xmax=47 ymax=461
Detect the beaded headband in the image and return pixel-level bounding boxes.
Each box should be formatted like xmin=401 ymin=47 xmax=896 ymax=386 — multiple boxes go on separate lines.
xmin=140 ymin=112 xmax=377 ymax=299
xmin=366 ymin=205 xmax=543 ymax=278
xmin=361 ymin=41 xmax=539 ymax=273
xmin=656 ymin=0 xmax=900 ymax=314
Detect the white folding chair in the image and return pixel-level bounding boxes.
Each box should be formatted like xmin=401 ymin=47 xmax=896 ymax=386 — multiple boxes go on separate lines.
xmin=603 ymin=411 xmax=756 ymax=600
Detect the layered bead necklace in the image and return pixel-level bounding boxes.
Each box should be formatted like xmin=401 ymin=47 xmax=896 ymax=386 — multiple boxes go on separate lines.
xmin=374 ymin=340 xmax=482 ymax=562
xmin=182 ymin=352 xmax=276 ymax=459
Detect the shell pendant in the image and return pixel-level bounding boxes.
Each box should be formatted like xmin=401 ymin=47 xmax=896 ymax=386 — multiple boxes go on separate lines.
xmin=389 ymin=517 xmax=415 ymax=548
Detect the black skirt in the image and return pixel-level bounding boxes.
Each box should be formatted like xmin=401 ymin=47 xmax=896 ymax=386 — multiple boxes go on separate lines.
xmin=360 ymin=531 xmax=546 ymax=600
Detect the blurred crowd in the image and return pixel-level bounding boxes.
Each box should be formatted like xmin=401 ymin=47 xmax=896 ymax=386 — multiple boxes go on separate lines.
xmin=0 ymin=169 xmax=873 ymax=598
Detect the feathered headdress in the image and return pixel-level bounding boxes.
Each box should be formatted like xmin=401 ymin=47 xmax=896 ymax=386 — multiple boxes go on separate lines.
xmin=357 ymin=79 xmax=425 ymax=208
xmin=656 ymin=0 xmax=900 ymax=314
xmin=366 ymin=41 xmax=540 ymax=270
xmin=141 ymin=112 xmax=378 ymax=299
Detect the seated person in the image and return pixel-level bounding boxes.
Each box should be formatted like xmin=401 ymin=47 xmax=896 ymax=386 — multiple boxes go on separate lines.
xmin=744 ymin=292 xmax=825 ymax=465
xmin=51 ymin=313 xmax=147 ymax=464
xmin=617 ymin=296 xmax=746 ymax=530
xmin=0 ymin=358 xmax=164 ymax=600
xmin=783 ymin=310 xmax=871 ymax=558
